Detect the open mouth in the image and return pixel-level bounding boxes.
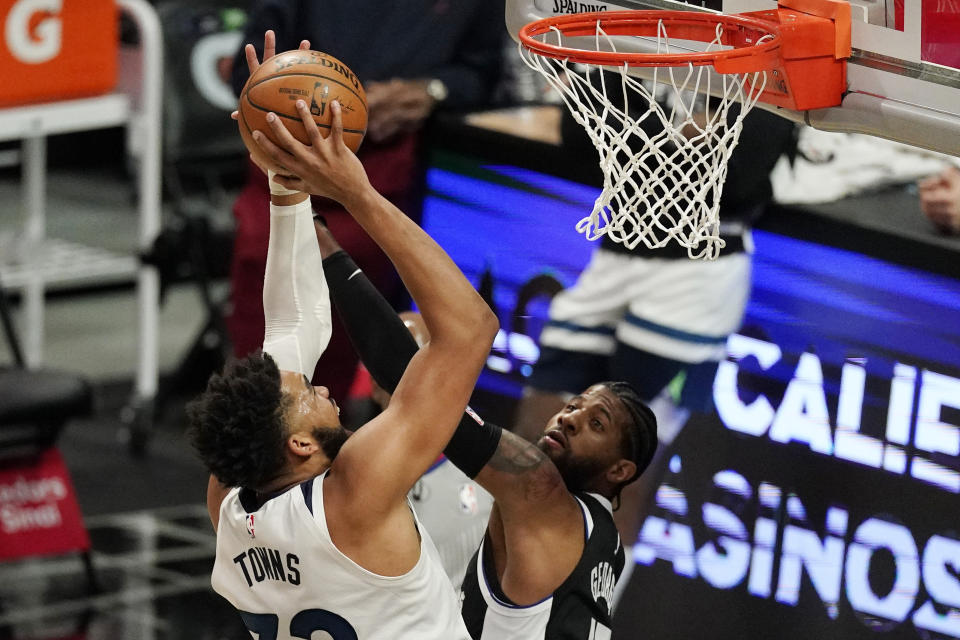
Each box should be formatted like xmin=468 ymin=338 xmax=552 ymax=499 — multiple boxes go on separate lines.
xmin=543 ymin=430 xmax=567 ymax=450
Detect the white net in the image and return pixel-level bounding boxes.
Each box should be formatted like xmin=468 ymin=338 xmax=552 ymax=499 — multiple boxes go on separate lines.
xmin=520 ymin=20 xmax=770 ymax=260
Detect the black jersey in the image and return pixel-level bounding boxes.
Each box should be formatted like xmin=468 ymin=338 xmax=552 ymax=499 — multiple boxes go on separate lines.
xmin=460 ymin=493 xmax=625 ymax=640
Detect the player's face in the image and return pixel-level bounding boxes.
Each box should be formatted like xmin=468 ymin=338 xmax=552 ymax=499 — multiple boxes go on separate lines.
xmin=537 ymin=385 xmax=631 ymax=492
xmin=279 ymin=370 xmax=342 ymax=434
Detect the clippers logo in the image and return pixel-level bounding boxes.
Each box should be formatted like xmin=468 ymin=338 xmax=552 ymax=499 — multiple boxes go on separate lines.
xmin=5 ymin=0 xmax=62 ymax=64
xmin=245 ymin=515 xmax=255 ymax=539
xmin=458 ymin=484 xmax=479 ymax=516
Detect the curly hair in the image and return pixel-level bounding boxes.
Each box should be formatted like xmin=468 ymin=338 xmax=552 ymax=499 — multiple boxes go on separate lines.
xmin=186 ymin=352 xmax=291 ymax=489
xmin=599 ymin=381 xmax=658 ymax=488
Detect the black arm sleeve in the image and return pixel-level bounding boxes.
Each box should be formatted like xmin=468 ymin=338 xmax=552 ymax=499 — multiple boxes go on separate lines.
xmin=322 ymin=251 xmax=418 ymax=394
xmin=322 ymin=250 xmax=501 ymax=477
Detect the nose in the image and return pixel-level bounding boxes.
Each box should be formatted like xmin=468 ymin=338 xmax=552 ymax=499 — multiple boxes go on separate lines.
xmin=559 ymin=411 xmax=579 ymax=434
xmin=315 ymin=385 xmax=330 ymax=398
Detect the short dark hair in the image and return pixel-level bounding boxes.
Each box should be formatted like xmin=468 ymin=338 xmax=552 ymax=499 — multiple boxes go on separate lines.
xmin=186 ymin=352 xmax=290 ymax=489
xmin=600 ymin=381 xmax=658 ymax=487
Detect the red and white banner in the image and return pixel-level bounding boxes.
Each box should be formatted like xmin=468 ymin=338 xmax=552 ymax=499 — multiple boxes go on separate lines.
xmin=0 ymin=448 xmax=90 ymax=561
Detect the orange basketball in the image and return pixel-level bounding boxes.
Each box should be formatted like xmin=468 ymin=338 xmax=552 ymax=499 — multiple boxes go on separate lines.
xmin=238 ymin=50 xmax=367 ymax=166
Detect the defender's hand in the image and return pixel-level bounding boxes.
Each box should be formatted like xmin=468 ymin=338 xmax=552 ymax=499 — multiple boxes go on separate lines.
xmin=231 ymin=33 xmax=311 ymax=123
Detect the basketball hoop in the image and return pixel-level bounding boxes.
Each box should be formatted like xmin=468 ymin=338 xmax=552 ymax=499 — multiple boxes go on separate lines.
xmin=518 ymin=7 xmax=848 ymax=259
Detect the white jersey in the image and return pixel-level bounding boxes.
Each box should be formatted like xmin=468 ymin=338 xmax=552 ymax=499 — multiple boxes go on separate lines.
xmin=212 ymin=472 xmax=471 ymax=640
xmin=409 ymin=458 xmax=493 ymax=591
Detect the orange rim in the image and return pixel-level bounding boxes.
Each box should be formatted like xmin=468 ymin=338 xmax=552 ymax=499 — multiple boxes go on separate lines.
xmin=519 ymin=10 xmax=781 ymax=73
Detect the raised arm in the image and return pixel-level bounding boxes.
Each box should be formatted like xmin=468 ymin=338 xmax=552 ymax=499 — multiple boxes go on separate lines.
xmin=206 ymin=33 xmax=316 ymax=529
xmin=253 ymin=100 xmax=498 ymax=518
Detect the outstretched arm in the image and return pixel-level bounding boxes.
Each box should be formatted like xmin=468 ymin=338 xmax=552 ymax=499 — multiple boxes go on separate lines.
xmin=253 ymin=100 xmax=499 ymax=521
xmin=206 ymin=32 xmax=317 ymax=530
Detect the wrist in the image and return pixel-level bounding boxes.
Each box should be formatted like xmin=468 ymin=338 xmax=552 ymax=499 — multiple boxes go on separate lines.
xmin=271 ymin=192 xmax=309 ymax=207
xmin=268 ymin=170 xmax=300 ymax=197
xmin=339 ymin=182 xmax=379 ymax=214
xmin=313 ymin=217 xmax=343 ymax=258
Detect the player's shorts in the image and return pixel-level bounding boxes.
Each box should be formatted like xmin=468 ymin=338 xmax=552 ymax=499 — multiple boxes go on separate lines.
xmin=529 ymin=241 xmax=751 ymax=408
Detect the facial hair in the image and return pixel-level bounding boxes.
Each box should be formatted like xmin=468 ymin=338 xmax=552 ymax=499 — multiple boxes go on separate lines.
xmin=313 ymin=426 xmax=350 ymax=460
xmin=540 ymin=442 xmax=610 ymax=494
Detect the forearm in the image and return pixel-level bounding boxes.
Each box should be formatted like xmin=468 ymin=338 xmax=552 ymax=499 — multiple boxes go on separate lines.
xmin=262 ymin=194 xmax=332 ymax=375
xmin=323 ymin=250 xmax=418 ymax=392
xmin=473 ymin=429 xmax=559 ymax=497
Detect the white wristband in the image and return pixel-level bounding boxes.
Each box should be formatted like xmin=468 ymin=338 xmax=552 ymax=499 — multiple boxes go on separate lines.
xmin=268 ymin=170 xmax=300 ymax=197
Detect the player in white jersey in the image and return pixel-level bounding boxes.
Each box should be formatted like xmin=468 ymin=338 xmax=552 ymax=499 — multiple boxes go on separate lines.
xmin=187 ymin=33 xmax=497 ymax=640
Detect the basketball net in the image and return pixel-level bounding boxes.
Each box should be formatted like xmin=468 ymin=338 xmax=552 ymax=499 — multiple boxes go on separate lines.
xmin=520 ymin=21 xmax=770 ymax=260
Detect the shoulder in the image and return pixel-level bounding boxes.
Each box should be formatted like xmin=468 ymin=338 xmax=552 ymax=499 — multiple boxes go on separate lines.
xmin=206 ymin=476 xmax=238 ymax=532
xmin=575 ymin=493 xmax=623 ymax=565
xmin=575 ymin=493 xmax=617 ymax=535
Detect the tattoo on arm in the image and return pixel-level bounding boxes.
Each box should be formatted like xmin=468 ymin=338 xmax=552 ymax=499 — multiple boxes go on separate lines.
xmin=486 ymin=431 xmax=564 ymax=503
xmin=488 ymin=430 xmax=549 ymax=475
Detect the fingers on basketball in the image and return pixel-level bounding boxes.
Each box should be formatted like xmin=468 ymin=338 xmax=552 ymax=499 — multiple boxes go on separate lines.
xmin=296 ymin=101 xmax=324 ymax=147
xmin=238 ymin=50 xmax=367 ymax=156
xmin=329 ymin=101 xmax=345 ymax=147
xmin=264 ymin=114 xmax=300 ymax=155
xmin=252 ymin=124 xmax=295 ymax=173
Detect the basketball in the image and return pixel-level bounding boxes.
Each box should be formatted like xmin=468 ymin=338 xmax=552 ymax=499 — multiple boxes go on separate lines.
xmin=238 ymin=49 xmax=367 ymax=166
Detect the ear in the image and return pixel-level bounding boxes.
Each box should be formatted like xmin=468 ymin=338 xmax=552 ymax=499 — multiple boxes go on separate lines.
xmin=287 ymin=432 xmax=320 ymax=458
xmin=606 ymin=459 xmax=637 ymax=486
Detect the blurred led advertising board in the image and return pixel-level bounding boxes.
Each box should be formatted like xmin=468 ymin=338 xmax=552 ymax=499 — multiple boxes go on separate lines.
xmin=423 ymin=154 xmax=960 ymax=639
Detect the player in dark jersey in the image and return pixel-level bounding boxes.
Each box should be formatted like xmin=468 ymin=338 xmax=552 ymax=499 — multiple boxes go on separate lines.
xmin=306 ymin=218 xmax=658 ymax=639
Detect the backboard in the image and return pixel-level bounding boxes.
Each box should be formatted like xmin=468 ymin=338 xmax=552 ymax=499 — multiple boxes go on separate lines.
xmin=506 ymin=1 xmax=960 ymax=156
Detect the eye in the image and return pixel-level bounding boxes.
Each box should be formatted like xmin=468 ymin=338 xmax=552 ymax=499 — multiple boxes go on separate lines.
xmin=565 ymin=404 xmax=576 ymax=412
xmin=591 ymin=419 xmax=604 ymax=431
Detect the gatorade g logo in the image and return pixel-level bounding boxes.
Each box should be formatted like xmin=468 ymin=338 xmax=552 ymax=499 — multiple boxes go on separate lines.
xmin=6 ymin=0 xmax=62 ymax=64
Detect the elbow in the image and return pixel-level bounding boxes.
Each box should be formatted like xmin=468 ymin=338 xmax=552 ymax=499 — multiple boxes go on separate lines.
xmin=465 ymin=303 xmax=498 ymax=355
xmin=478 ymin=305 xmax=499 ymax=344
xmin=450 ymin=302 xmax=497 ymax=361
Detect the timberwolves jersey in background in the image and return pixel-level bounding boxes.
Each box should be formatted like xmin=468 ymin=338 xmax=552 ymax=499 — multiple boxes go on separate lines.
xmin=212 ymin=472 xmax=470 ymax=640
xmin=410 ymin=457 xmax=493 ymax=591
xmin=460 ymin=493 xmax=624 ymax=640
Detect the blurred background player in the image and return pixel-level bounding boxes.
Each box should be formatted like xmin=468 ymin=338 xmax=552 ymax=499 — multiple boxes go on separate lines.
xmin=513 ymin=94 xmax=798 ymax=548
xmin=226 ymin=0 xmax=505 ymax=410
xmin=191 ymin=38 xmax=498 ymax=634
